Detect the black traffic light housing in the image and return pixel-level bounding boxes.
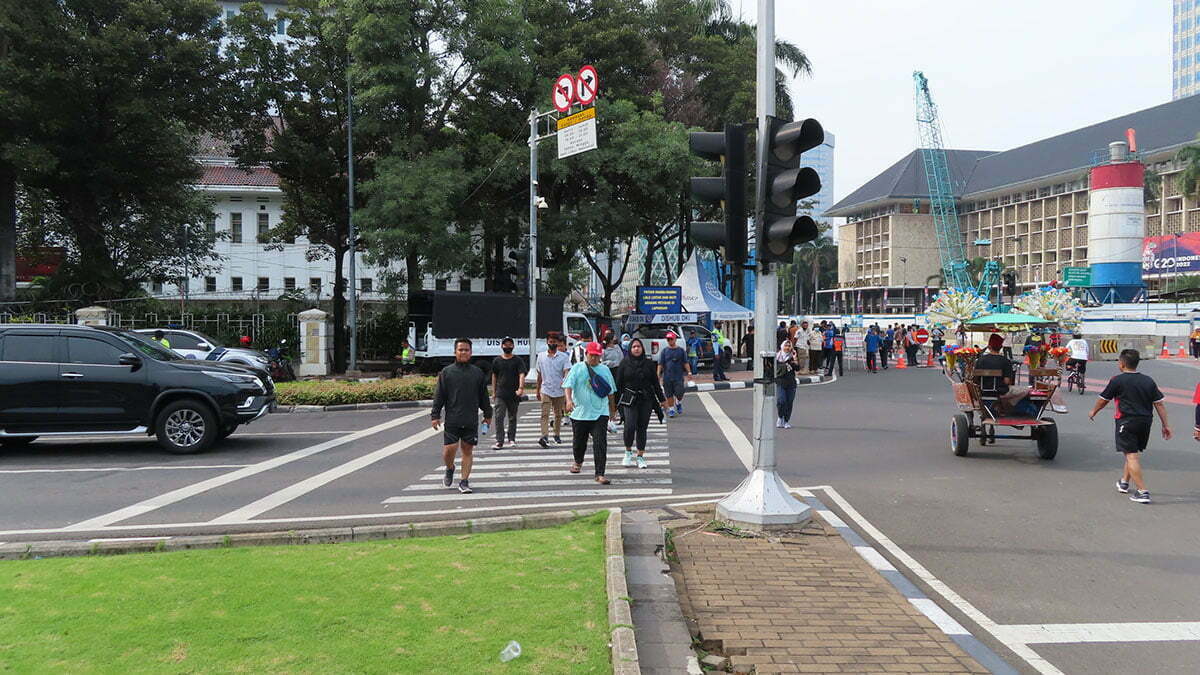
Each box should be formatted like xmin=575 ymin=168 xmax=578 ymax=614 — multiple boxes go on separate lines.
xmin=758 ymin=116 xmax=824 ymax=264
xmin=506 ymin=249 xmax=530 ymax=294
xmin=1003 ymin=272 xmax=1017 ymax=296
xmin=688 ymin=124 xmax=748 ymax=264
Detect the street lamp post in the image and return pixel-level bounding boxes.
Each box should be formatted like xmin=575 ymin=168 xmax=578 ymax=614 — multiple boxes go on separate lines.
xmin=1174 ymin=232 xmax=1182 ymax=316
xmin=899 ymin=256 xmax=907 ymax=313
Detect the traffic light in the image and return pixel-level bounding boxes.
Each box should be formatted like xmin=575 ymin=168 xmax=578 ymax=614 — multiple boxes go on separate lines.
xmin=1003 ymin=272 xmax=1017 ymax=296
xmin=688 ymin=124 xmax=748 ymax=264
xmin=758 ymin=116 xmax=824 ymax=263
xmin=506 ymin=249 xmax=529 ymax=294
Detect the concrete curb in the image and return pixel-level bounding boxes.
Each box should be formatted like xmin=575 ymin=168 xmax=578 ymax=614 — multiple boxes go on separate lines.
xmin=605 ymin=507 xmax=640 ymax=675
xmin=0 ymin=509 xmax=601 ymax=561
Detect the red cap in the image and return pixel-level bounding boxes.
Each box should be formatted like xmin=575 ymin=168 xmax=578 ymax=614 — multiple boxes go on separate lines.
xmin=988 ymin=333 xmax=1004 ymax=349
xmin=585 ymin=341 xmax=603 ymax=355
xmin=665 ymin=331 xmax=678 ymax=339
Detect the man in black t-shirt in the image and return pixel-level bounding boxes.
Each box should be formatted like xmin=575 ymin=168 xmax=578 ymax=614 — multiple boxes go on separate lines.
xmin=490 ymin=337 xmax=527 ymax=450
xmin=1090 ymin=349 xmax=1172 ymax=505
xmin=975 ymin=335 xmax=1015 ymax=395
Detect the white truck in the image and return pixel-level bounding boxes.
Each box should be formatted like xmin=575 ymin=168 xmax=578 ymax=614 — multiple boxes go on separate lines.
xmin=407 ymin=291 xmax=597 ymax=371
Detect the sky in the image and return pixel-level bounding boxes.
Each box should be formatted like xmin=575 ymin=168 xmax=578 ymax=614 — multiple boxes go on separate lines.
xmin=737 ymin=0 xmax=1173 ymax=206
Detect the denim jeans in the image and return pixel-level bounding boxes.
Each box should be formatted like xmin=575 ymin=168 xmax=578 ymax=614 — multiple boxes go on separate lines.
xmin=777 ymin=384 xmax=797 ymax=423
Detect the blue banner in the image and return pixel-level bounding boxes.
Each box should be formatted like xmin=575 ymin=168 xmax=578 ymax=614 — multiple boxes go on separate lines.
xmin=636 ymin=285 xmax=682 ymax=314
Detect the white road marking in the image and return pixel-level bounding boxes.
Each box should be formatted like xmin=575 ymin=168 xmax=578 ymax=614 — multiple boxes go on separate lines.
xmin=453 ymin=452 xmax=669 ymax=465
xmin=208 ymin=425 xmax=440 ymax=524
xmin=59 ymin=411 xmax=428 ymax=532
xmin=854 ymin=545 xmax=897 ymax=571
xmin=910 ymin=598 xmax=969 ymax=636
xmin=37 ymin=430 xmax=354 ymax=443
xmin=816 ymin=485 xmax=1064 ymax=675
xmin=424 ymin=468 xmax=671 ymax=478
xmin=87 ymin=536 xmax=171 ymax=543
xmin=402 ymin=478 xmax=672 ymax=491
xmin=382 ymin=488 xmax=674 ymax=504
xmin=995 ymin=622 xmax=1200 ymax=644
xmin=0 ymin=465 xmax=250 ymax=475
xmin=697 ymin=392 xmax=753 ymax=470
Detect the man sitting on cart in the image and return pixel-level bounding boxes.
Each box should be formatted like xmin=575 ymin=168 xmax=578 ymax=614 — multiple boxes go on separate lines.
xmin=978 ymin=334 xmax=1033 ymax=414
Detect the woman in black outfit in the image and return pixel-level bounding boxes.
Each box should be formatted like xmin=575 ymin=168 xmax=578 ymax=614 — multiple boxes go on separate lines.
xmin=614 ymin=338 xmax=665 ymax=469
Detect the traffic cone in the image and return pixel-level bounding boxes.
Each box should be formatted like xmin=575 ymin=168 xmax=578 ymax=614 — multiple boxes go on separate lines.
xmin=896 ymin=353 xmax=907 ymax=369
xmin=1179 ymin=342 xmax=1188 ymax=358
xmin=1161 ymin=341 xmax=1172 ymax=359
xmin=926 ymin=350 xmax=935 ymax=367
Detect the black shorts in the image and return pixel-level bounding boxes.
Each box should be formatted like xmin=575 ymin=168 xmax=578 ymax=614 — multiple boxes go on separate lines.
xmin=1115 ymin=417 xmax=1152 ymax=454
xmin=443 ymin=425 xmax=478 ymax=447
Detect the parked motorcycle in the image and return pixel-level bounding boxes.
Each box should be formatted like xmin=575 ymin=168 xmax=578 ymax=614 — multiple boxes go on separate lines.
xmin=267 ymin=339 xmax=297 ymax=382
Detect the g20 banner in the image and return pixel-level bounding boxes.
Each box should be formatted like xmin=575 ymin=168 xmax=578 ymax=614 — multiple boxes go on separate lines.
xmin=1142 ymin=232 xmax=1200 ymax=276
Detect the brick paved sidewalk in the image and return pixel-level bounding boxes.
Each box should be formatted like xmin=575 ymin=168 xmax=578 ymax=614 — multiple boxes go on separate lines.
xmin=667 ymin=505 xmax=987 ymax=674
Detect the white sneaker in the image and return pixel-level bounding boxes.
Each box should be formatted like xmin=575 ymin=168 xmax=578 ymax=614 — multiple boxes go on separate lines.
xmin=636 ymin=455 xmax=647 ymax=469
xmin=622 ymin=450 xmax=635 ymax=467
xmin=776 ymin=417 xmax=784 ymax=428
xmin=608 ymin=421 xmax=618 ymax=434
xmin=782 ymin=422 xmax=793 ymax=429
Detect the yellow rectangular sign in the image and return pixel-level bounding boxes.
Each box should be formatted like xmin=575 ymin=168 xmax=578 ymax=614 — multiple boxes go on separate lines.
xmin=556 ymin=106 xmax=596 ymax=131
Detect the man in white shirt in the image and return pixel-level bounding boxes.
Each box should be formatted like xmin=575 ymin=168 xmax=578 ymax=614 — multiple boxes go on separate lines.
xmin=1065 ymin=333 xmax=1089 ymax=377
xmin=536 ymin=333 xmax=572 ymax=448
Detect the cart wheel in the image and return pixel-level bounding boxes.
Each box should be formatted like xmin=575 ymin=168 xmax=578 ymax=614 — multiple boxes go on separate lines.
xmin=1036 ymin=423 xmax=1058 ymax=460
xmin=952 ymin=413 xmax=970 ymax=456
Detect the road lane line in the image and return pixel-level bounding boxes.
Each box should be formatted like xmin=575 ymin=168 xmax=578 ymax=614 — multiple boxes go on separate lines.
xmin=423 ymin=468 xmax=671 ymax=478
xmin=34 ymin=430 xmax=354 ymax=443
xmin=697 ymin=392 xmax=753 ymax=470
xmin=909 ymin=598 xmax=970 ymax=636
xmin=402 ymin=478 xmax=672 ymax=491
xmin=87 ymin=536 xmax=171 ymax=543
xmin=994 ymin=622 xmax=1200 ymax=644
xmin=382 ymin=488 xmax=673 ymax=504
xmin=817 ymin=485 xmax=1063 ymax=675
xmin=59 ymin=411 xmax=428 ymax=532
xmin=0 ymin=465 xmax=251 ymax=475
xmin=208 ymin=425 xmax=440 ymax=524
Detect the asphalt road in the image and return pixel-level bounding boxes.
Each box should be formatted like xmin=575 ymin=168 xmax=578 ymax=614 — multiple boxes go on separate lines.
xmin=4 ymin=356 xmax=1200 ymax=673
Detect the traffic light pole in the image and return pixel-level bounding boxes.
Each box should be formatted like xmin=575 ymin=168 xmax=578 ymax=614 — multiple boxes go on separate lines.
xmin=716 ymin=0 xmax=811 ymax=530
xmin=529 ymin=108 xmax=539 ymax=373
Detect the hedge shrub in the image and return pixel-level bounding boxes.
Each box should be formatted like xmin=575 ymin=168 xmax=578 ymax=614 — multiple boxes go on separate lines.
xmin=275 ymin=377 xmax=436 ymax=406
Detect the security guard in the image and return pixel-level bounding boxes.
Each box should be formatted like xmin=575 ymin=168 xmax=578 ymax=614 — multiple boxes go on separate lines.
xmin=152 ymin=330 xmax=171 ymax=349
xmin=711 ymin=324 xmax=729 ymax=381
xmin=399 ymin=339 xmax=416 ymax=374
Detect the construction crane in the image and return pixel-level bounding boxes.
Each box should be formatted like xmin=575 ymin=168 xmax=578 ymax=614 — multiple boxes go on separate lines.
xmin=913 ymin=71 xmax=1000 ymax=299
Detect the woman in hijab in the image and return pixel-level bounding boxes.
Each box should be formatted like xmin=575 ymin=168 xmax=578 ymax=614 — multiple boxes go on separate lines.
xmin=776 ymin=339 xmax=800 ymax=429
xmin=614 ymin=338 xmax=665 ymax=469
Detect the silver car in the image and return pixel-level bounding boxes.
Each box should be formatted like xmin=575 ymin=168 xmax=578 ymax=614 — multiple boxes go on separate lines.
xmin=135 ymin=328 xmax=271 ymax=369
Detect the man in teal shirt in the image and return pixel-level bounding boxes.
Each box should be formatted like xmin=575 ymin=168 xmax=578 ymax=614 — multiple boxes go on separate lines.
xmin=564 ymin=342 xmax=617 ymax=484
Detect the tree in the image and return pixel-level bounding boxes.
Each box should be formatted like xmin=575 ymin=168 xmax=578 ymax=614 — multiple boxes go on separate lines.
xmin=1177 ymin=133 xmax=1200 ymax=197
xmin=228 ymin=0 xmax=371 ymax=373
xmin=1 ymin=0 xmax=236 ymax=302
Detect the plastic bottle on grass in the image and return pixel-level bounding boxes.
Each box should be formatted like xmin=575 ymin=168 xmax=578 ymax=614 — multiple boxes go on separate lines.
xmin=499 ymin=640 xmax=521 ymax=662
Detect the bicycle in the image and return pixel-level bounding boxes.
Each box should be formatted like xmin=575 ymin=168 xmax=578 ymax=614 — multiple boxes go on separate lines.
xmin=1065 ymin=361 xmax=1085 ymax=395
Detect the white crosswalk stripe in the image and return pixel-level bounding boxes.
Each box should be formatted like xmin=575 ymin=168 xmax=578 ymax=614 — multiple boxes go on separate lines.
xmin=383 ymin=408 xmax=673 ymax=505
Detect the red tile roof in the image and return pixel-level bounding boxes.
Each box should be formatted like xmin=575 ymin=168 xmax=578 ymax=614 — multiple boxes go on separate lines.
xmin=199 ymin=164 xmax=280 ymax=187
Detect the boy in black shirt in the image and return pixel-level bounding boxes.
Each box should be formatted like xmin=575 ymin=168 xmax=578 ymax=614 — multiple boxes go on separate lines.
xmin=490 ymin=337 xmax=527 ymax=449
xmin=1090 ymin=349 xmax=1172 ymax=504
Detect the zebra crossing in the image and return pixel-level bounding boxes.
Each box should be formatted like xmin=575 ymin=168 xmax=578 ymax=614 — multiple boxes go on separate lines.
xmin=381 ymin=407 xmax=673 ymax=504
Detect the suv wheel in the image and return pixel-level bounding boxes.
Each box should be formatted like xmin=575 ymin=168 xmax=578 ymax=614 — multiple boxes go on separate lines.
xmin=156 ymin=400 xmax=217 ymax=454
xmin=0 ymin=436 xmax=37 ymax=448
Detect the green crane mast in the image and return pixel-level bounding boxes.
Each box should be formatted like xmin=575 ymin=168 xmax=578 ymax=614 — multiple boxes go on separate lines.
xmin=913 ymin=71 xmax=999 ymax=299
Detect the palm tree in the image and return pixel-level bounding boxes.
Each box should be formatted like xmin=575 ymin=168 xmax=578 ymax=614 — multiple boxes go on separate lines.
xmin=1177 ymin=133 xmax=1200 ymax=197
xmin=692 ymin=0 xmax=812 ymax=115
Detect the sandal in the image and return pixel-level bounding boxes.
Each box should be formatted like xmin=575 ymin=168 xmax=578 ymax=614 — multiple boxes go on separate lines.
xmin=595 ymin=475 xmax=610 ymax=485
xmin=569 ymin=463 xmax=581 ymax=474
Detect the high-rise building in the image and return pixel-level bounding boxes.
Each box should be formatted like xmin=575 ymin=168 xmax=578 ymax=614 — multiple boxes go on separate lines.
xmin=1174 ymin=0 xmax=1200 ymax=99
xmin=800 ymin=131 xmax=835 ymax=221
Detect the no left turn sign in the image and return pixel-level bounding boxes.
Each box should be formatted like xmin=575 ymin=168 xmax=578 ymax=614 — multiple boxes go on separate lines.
xmin=576 ymin=65 xmax=598 ymax=106
xmin=552 ymin=73 xmax=575 ymax=113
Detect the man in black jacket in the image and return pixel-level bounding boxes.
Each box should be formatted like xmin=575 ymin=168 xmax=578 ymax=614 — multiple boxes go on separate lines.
xmin=431 ymin=338 xmax=492 ymax=494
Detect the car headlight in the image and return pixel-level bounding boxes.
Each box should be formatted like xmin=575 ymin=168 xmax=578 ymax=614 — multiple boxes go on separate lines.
xmin=203 ymin=370 xmax=265 ymax=393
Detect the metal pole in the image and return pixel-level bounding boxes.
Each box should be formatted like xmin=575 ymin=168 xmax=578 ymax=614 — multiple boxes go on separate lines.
xmin=716 ymin=0 xmax=810 ymax=529
xmin=1175 ymin=234 xmax=1180 ymax=316
xmin=529 ymin=108 xmax=539 ymax=372
xmin=347 ymin=66 xmax=358 ymax=372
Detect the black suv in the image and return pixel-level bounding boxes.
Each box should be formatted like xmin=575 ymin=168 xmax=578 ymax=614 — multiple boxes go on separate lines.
xmin=0 ymin=324 xmax=275 ymax=453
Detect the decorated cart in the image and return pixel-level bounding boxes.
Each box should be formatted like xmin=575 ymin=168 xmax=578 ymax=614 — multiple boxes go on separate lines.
xmin=944 ymin=313 xmax=1070 ymax=459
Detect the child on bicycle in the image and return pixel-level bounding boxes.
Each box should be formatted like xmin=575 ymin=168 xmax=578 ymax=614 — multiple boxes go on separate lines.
xmin=1064 ymin=333 xmax=1089 ymax=378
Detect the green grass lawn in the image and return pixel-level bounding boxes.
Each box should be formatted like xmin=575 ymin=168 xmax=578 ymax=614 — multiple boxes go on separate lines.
xmin=0 ymin=513 xmax=610 ymax=674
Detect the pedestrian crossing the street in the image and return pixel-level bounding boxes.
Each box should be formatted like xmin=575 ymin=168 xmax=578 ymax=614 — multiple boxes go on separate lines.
xmin=382 ymin=407 xmax=673 ymax=504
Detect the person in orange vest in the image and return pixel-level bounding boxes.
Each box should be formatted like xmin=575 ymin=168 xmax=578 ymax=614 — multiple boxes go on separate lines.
xmin=1190 ymin=326 xmax=1200 ymax=359
xmin=831 ymin=327 xmax=845 ymax=376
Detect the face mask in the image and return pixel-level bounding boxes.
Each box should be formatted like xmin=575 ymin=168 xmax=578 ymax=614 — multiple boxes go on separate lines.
xmin=502 ymin=346 xmax=514 ymax=354
xmin=547 ymin=344 xmax=557 ymax=353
